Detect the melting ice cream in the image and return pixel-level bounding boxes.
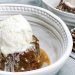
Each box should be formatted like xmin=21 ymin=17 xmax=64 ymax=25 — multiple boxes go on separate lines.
xmin=0 ymin=15 xmax=33 ymax=56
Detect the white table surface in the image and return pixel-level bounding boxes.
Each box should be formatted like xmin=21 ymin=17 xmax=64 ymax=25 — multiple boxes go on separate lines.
xmin=0 ymin=0 xmax=75 ymax=75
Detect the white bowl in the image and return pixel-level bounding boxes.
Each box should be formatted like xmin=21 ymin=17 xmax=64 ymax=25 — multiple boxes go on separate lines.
xmin=42 ymin=0 xmax=75 ymax=27
xmin=0 ymin=4 xmax=73 ymax=75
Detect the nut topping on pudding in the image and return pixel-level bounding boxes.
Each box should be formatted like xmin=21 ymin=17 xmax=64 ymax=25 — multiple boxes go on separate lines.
xmin=57 ymin=0 xmax=75 ymax=14
xmin=0 ymin=15 xmax=50 ymax=72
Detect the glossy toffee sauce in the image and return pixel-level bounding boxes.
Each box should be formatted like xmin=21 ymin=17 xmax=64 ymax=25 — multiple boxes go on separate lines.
xmin=0 ymin=49 xmax=50 ymax=72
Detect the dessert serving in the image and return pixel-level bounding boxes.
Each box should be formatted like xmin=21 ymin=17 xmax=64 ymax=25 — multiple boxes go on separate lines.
xmin=57 ymin=0 xmax=75 ymax=14
xmin=0 ymin=15 xmax=50 ymax=72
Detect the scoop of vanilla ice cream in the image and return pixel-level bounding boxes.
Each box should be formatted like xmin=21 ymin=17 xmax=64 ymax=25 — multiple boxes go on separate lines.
xmin=0 ymin=15 xmax=33 ymax=56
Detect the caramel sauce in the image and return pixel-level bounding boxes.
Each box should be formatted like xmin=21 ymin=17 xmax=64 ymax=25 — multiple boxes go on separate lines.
xmin=39 ymin=49 xmax=50 ymax=65
xmin=0 ymin=53 xmax=6 ymax=70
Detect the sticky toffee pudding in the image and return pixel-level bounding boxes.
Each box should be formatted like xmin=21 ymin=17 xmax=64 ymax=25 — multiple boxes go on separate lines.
xmin=0 ymin=35 xmax=50 ymax=72
xmin=57 ymin=0 xmax=75 ymax=14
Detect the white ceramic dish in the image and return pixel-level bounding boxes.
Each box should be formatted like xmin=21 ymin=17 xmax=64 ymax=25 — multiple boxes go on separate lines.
xmin=0 ymin=4 xmax=73 ymax=75
xmin=42 ymin=0 xmax=75 ymax=27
